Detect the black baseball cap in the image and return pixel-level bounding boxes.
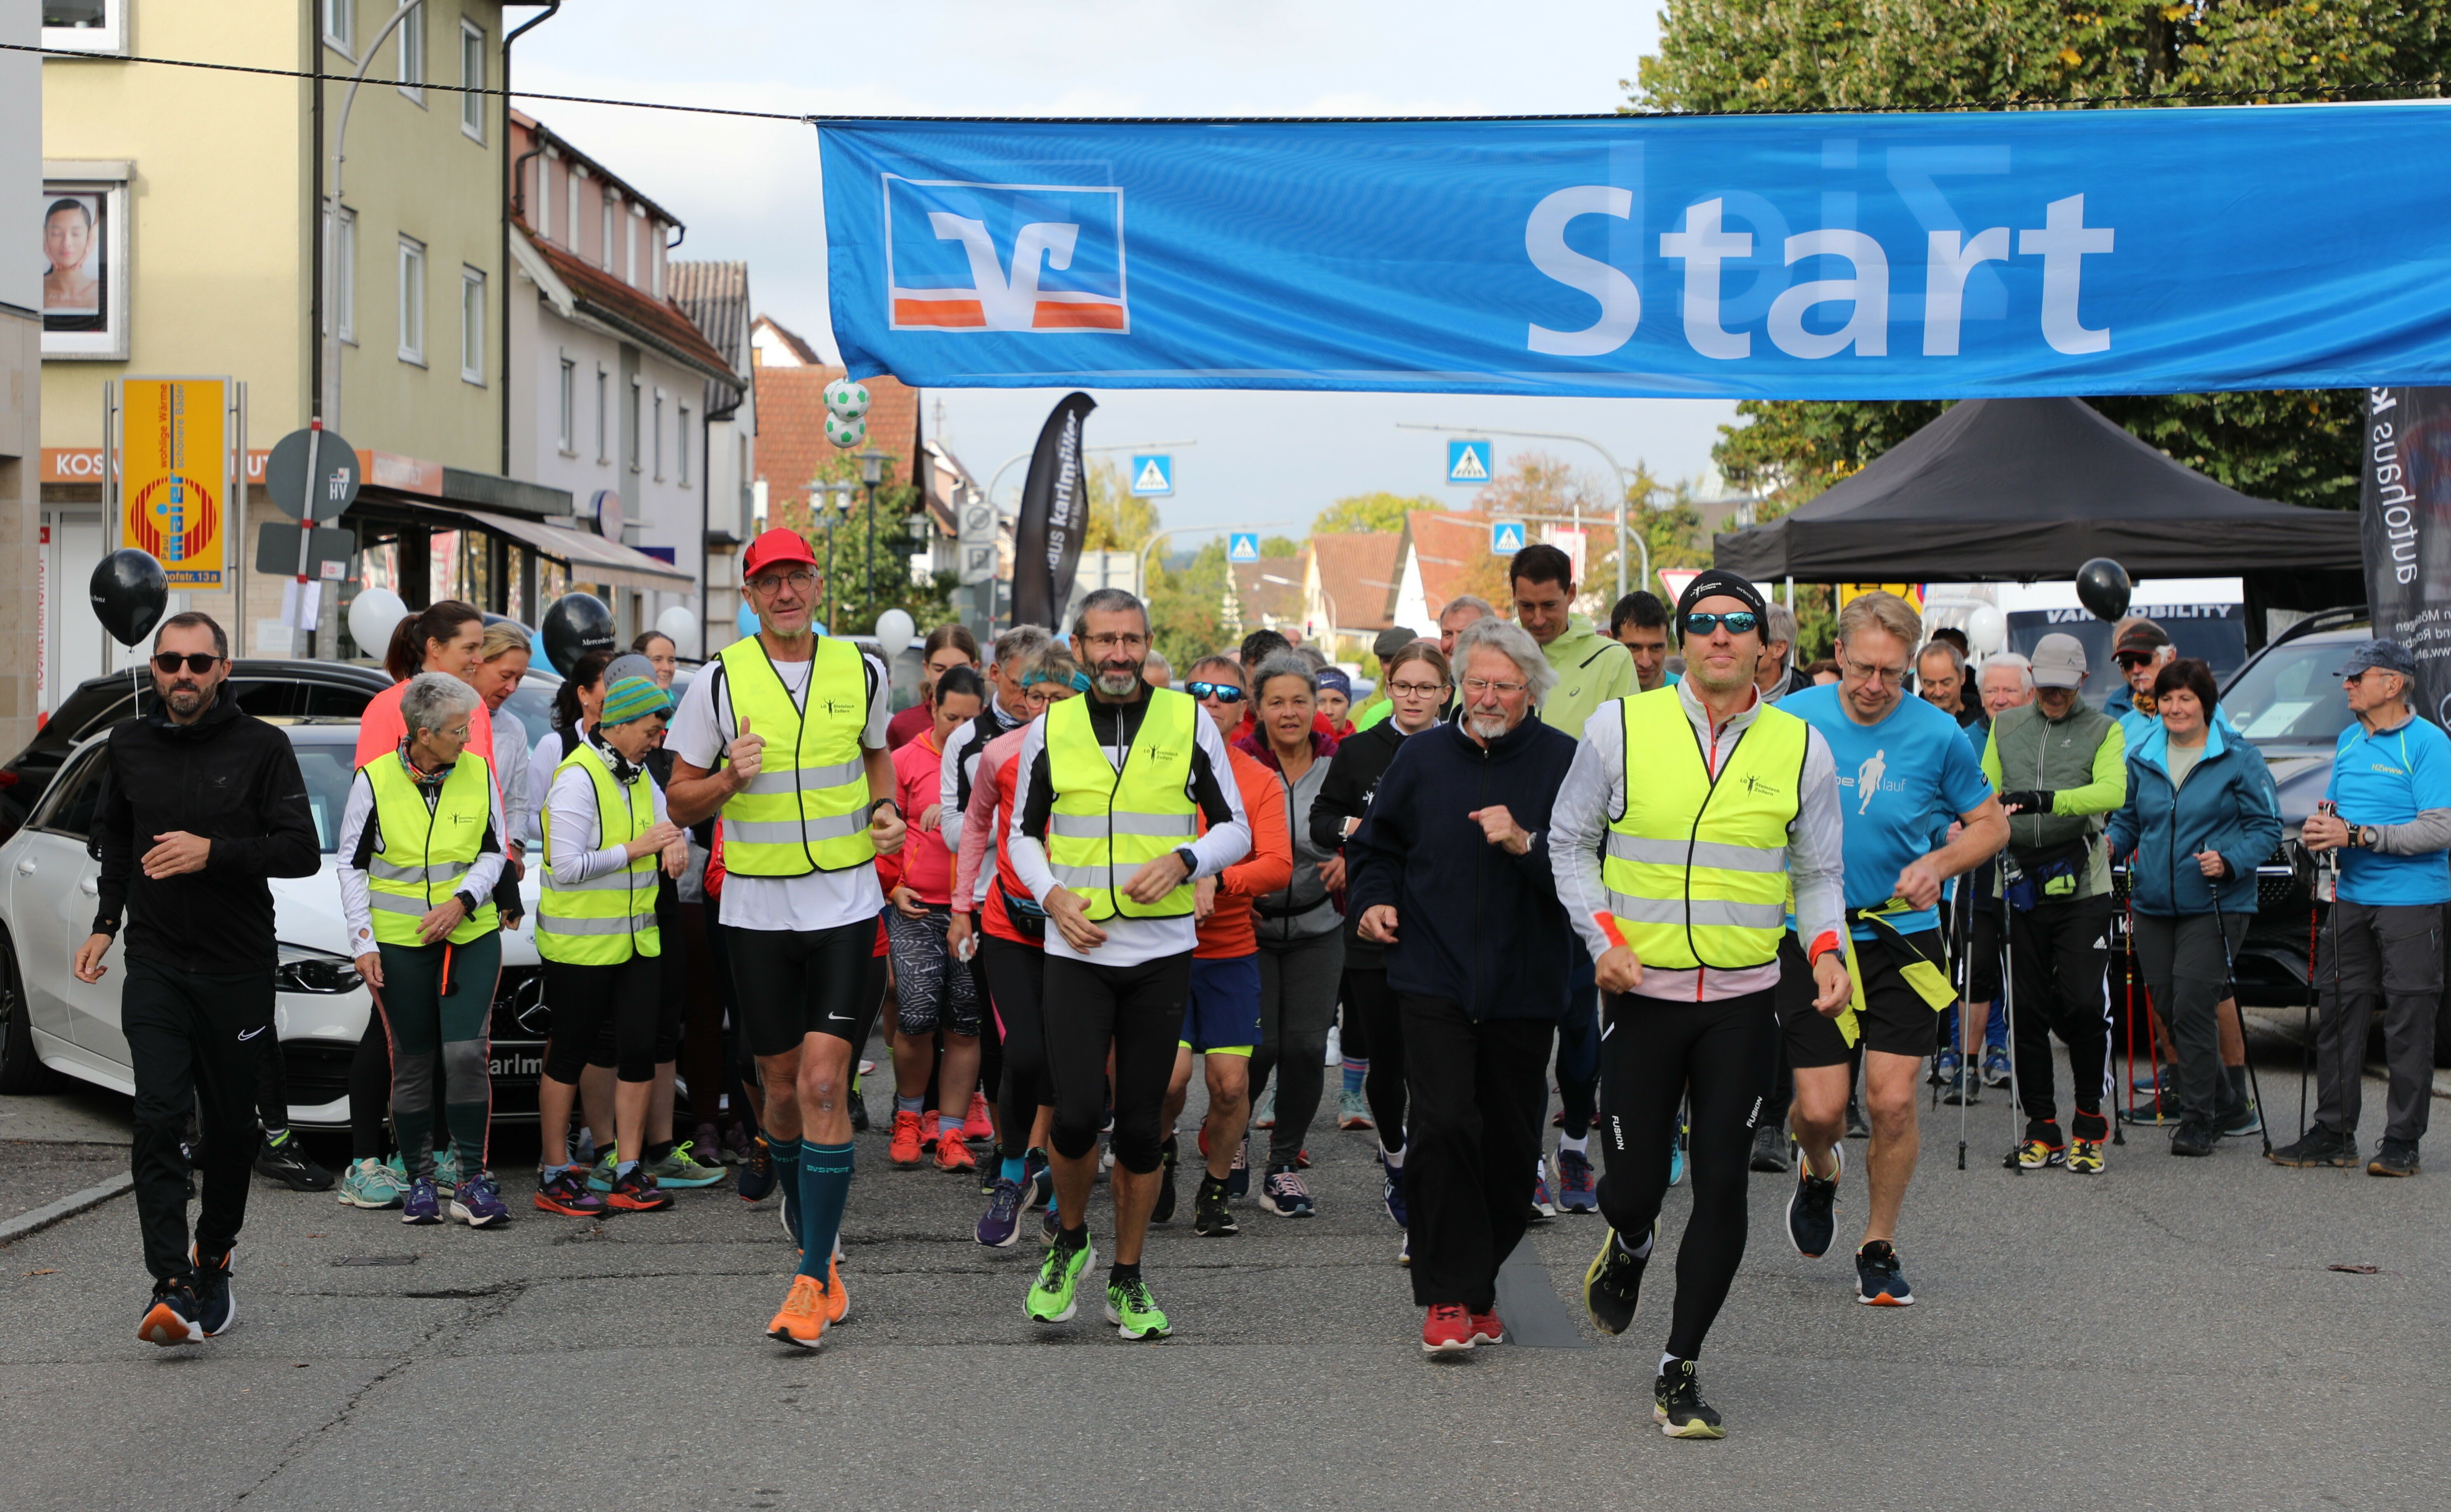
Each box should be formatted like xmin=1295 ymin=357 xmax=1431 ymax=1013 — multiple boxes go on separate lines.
xmin=1676 ymin=570 xmax=1769 ymax=626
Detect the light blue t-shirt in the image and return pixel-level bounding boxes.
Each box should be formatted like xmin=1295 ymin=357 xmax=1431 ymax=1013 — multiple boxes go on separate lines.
xmin=1785 ymin=684 xmax=1995 ymax=938
xmin=2328 ymin=713 xmax=2451 ymax=907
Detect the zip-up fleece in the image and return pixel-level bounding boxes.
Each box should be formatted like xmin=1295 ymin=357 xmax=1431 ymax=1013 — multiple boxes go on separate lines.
xmin=1983 ymin=699 xmax=2127 ymax=899
xmin=1537 ymin=614 xmax=1638 ymax=742
xmin=1346 ymin=714 xmax=1578 ymax=1020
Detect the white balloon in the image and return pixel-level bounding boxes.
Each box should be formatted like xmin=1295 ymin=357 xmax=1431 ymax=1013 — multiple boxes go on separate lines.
xmin=655 ymin=605 xmax=700 ymax=660
xmin=347 ymin=588 xmax=408 ymax=660
xmin=1966 ymin=603 xmax=2006 ymax=656
xmin=872 ymin=607 xmax=915 ymax=649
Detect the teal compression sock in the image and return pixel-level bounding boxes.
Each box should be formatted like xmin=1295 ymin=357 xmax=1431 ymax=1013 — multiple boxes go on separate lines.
xmin=797 ymin=1140 xmax=854 ymax=1280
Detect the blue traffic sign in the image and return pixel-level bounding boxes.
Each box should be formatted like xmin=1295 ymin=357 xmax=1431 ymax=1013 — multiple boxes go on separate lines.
xmin=1228 ymin=531 xmax=1261 ymax=563
xmin=1129 ymin=454 xmax=1174 ymax=496
xmin=1490 ymin=520 xmax=1527 ymax=555
xmin=1446 ymin=439 xmax=1493 ymax=485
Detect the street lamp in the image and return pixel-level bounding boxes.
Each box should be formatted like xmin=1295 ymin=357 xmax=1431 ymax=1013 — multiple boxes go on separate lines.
xmin=857 ymin=448 xmax=890 ymax=609
xmin=813 ymin=478 xmax=854 ymax=630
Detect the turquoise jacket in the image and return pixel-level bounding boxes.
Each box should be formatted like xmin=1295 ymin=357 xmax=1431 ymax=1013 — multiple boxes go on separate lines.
xmin=2105 ymin=713 xmax=2281 ymax=916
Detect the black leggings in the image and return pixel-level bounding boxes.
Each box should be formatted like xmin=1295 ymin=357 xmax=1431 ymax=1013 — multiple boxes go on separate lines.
xmin=545 ymin=955 xmax=660 ymax=1083
xmin=1595 ymin=986 xmax=1777 ymax=1362
xmin=1342 ymin=965 xmax=1407 ymax=1149
xmin=982 ymin=934 xmax=1048 ymax=1148
xmin=1042 ymin=952 xmax=1192 ymax=1174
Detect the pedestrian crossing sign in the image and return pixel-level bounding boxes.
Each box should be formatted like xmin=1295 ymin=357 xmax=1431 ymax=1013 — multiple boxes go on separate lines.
xmin=1228 ymin=531 xmax=1261 ymax=563
xmin=1130 ymin=454 xmax=1173 ymax=496
xmin=1447 ymin=439 xmax=1492 ymax=485
xmin=1490 ymin=520 xmax=1526 ymax=555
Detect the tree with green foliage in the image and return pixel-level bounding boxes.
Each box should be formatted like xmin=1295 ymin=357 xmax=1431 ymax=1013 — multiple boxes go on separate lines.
xmin=1630 ymin=1 xmax=2449 ymax=516
xmin=786 ymin=453 xmax=956 ymax=638
xmin=1081 ymin=459 xmax=1164 ymax=553
xmin=1146 ymin=537 xmax=1233 ymax=677
xmin=1314 ymin=491 xmax=1437 ymax=536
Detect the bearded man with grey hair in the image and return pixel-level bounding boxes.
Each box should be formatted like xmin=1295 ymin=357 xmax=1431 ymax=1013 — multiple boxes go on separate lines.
xmin=1346 ymin=614 xmax=1579 ymax=1357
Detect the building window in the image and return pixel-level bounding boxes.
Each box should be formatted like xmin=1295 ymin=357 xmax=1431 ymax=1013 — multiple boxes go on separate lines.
xmin=652 ymin=389 xmax=665 ymax=479
xmin=459 ymin=19 xmax=486 ymax=142
xmin=624 ymin=208 xmax=639 ymax=288
xmin=322 ymin=205 xmax=358 ymax=343
xmin=323 ymin=0 xmax=353 ymax=55
xmin=42 ymin=0 xmax=129 ymax=56
xmin=396 ymin=2 xmax=425 ymax=103
xmin=567 ymin=165 xmax=583 ymax=256
xmin=397 ymin=236 xmax=426 ymax=365
xmin=459 ymin=267 xmax=485 ymax=385
xmin=601 ymin=193 xmax=616 ymax=273
xmin=627 ymin=377 xmax=643 ymax=473
xmin=678 ymin=405 xmax=691 ymax=485
xmin=595 ymin=367 xmax=609 ymax=462
xmin=557 ymin=357 xmax=576 ymax=453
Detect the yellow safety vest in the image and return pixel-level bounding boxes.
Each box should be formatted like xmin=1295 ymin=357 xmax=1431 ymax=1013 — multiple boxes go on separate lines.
xmin=537 ymin=742 xmax=663 ymax=966
xmin=715 ymin=634 xmax=875 ymax=876
xmin=1601 ymin=688 xmax=1806 ymax=970
xmin=363 ymin=752 xmax=500 ymax=947
xmin=1043 ymin=689 xmax=1200 ymax=921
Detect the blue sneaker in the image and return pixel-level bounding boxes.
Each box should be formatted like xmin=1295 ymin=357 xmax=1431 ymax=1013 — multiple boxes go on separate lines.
xmin=1556 ymin=1146 xmax=1599 ymax=1212
xmin=1530 ymin=1160 xmax=1557 ymax=1220
xmin=1023 ymin=1146 xmax=1054 ymax=1212
xmin=1379 ymin=1149 xmax=1408 ymax=1228
xmin=584 ymin=1152 xmax=618 ymax=1193
xmin=737 ymin=1135 xmax=776 ymax=1203
xmin=1668 ymin=1130 xmax=1687 ymax=1189
xmin=976 ymin=1177 xmax=1026 ymax=1248
xmin=449 ymin=1172 xmax=510 ymax=1229
xmin=1982 ymin=1048 xmax=2013 ymax=1088
xmin=338 ymin=1156 xmax=407 ymax=1210
xmin=400 ymin=1176 xmax=442 ymax=1225
xmin=138 ymin=1279 xmax=204 ymax=1347
xmin=1932 ymin=1048 xmax=1962 ymax=1087
xmin=189 ymin=1245 xmax=236 ymax=1337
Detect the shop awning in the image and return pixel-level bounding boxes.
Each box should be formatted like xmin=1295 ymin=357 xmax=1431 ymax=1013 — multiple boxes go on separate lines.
xmin=455 ymin=509 xmax=695 ymax=593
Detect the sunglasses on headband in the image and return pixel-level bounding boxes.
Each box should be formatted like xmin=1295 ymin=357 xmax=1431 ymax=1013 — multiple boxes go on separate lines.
xmin=1682 ymin=611 xmax=1759 ymax=637
xmin=1186 ymin=680 xmax=1246 ymax=703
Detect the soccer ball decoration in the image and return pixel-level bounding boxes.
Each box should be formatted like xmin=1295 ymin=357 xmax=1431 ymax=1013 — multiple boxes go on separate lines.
xmin=824 ymin=412 xmax=867 ymax=449
xmin=823 ymin=377 xmax=871 ymax=422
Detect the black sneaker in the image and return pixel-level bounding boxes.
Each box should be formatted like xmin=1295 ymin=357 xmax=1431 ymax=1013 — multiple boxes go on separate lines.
xmin=1748 ymin=1123 xmax=1789 ymax=1174
xmin=2268 ymin=1124 xmax=2355 ymax=1167
xmin=2170 ymin=1122 xmax=2218 ymax=1158
xmin=190 ymin=1245 xmax=236 ymax=1336
xmin=1786 ymin=1143 xmax=1842 ymax=1259
xmin=1654 ymin=1359 xmax=1725 ymax=1439
xmin=2368 ymin=1138 xmax=2421 ymax=1177
xmin=138 ymin=1279 xmax=204 ymax=1347
xmin=1854 ymin=1239 xmax=1914 ymax=1306
xmin=1193 ymin=1175 xmax=1237 ymax=1237
xmin=1581 ymin=1225 xmax=1650 ymax=1336
xmin=2219 ymin=1100 xmax=2265 ymax=1139
xmin=253 ymin=1130 xmax=335 ymax=1191
xmin=1151 ymin=1134 xmax=1179 ymax=1224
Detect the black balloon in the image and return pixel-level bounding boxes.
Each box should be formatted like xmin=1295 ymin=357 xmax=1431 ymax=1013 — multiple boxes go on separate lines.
xmin=539 ymin=593 xmax=616 ymax=675
xmin=90 ymin=549 xmax=169 ymax=648
xmin=2075 ymin=557 xmax=2132 ymax=622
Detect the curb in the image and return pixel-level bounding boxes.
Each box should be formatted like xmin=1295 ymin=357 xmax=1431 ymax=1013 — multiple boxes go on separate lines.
xmin=0 ymin=1172 xmax=135 ymax=1245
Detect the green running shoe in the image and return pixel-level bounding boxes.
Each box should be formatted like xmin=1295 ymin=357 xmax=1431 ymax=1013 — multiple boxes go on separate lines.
xmin=1026 ymin=1233 xmax=1097 ymax=1323
xmin=382 ymin=1149 xmax=458 ymax=1196
xmin=645 ymin=1141 xmax=728 ymax=1189
xmin=337 ymin=1156 xmax=407 ymax=1210
xmin=1104 ymin=1274 xmax=1172 ymax=1340
xmin=584 ymin=1151 xmax=619 ymax=1193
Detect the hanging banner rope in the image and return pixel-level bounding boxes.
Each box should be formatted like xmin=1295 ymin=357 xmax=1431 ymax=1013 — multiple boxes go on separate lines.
xmin=817 ymin=104 xmax=2451 ymax=400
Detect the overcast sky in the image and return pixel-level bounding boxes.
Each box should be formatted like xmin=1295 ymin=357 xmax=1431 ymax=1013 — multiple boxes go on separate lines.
xmin=519 ymin=2 xmax=1732 ymax=542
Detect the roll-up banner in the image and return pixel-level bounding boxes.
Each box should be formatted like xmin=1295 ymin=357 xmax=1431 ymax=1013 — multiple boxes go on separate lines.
xmin=818 ymin=103 xmax=2451 ymax=401
xmin=2360 ymin=387 xmax=2451 ymax=729
xmin=1010 ymin=391 xmax=1096 ymax=632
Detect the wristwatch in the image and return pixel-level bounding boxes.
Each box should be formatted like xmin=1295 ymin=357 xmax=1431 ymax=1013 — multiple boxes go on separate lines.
xmin=869 ymin=799 xmax=903 ymax=824
xmin=2356 ymin=825 xmax=2378 ymax=850
xmin=1172 ymin=846 xmax=1198 ymax=878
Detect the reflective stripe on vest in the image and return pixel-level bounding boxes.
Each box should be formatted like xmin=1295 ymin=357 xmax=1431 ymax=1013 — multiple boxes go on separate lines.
xmin=714 ymin=634 xmax=876 ymax=876
xmin=1600 ymin=688 xmax=1807 ymax=971
xmin=1043 ymin=689 xmax=1200 ymax=921
xmin=537 ymin=742 xmax=662 ymax=965
xmin=363 ymin=752 xmax=500 ymax=947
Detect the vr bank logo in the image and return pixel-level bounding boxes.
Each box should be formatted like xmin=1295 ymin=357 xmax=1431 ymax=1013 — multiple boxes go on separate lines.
xmin=883 ymin=177 xmax=1128 ymax=333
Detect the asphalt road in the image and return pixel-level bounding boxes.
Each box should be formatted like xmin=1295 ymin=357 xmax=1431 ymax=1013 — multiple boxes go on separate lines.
xmin=2 ymin=1052 xmax=2445 ymax=1512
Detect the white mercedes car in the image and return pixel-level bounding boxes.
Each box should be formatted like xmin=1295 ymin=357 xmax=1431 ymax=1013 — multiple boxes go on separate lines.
xmin=0 ymin=717 xmax=548 ymax=1125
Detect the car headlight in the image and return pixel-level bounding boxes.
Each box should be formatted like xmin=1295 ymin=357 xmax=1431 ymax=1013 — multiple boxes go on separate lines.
xmin=276 ymin=944 xmax=363 ymax=995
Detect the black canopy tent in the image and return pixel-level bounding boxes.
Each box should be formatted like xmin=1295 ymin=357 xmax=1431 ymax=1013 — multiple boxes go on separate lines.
xmin=1711 ymin=398 xmax=2363 ymax=641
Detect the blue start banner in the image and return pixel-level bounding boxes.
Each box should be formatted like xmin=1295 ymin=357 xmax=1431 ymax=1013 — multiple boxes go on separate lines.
xmin=816 ymin=104 xmax=2451 ymax=400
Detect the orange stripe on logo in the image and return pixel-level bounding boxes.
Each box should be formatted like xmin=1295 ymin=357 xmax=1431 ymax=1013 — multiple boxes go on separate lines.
xmin=893 ymin=299 xmax=986 ymax=328
xmin=1032 ymin=302 xmax=1127 ymax=330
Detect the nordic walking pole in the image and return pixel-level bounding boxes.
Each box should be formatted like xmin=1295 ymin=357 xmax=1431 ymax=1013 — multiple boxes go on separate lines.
xmin=2001 ymin=857 xmax=2026 ymax=1172
xmin=2304 ymin=801 xmax=2341 ymax=1146
xmin=2205 ymin=874 xmax=2273 ymax=1158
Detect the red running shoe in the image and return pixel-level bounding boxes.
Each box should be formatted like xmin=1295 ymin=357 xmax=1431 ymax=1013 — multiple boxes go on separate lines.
xmin=1422 ymin=1304 xmax=1475 ymax=1356
xmin=889 ymin=1109 xmax=925 ymax=1167
xmin=963 ymin=1090 xmax=995 ymax=1143
xmin=1469 ymin=1309 xmax=1505 ymax=1345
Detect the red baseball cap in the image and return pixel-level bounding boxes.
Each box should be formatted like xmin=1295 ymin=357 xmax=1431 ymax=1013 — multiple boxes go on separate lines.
xmin=742 ymin=527 xmax=818 ymax=579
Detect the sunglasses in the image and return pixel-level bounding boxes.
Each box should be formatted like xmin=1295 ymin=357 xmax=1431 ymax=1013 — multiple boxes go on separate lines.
xmin=1682 ymin=611 xmax=1759 ymax=637
xmin=1186 ymin=681 xmax=1246 ymax=703
xmin=2115 ymin=652 xmax=2158 ymax=669
xmin=152 ymin=652 xmax=221 ymax=675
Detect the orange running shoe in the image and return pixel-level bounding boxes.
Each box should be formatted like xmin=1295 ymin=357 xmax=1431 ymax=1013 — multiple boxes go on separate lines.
xmin=888 ymin=1109 xmax=925 ymax=1167
xmin=825 ymin=1252 xmax=851 ymax=1324
xmin=936 ymin=1125 xmax=978 ymax=1174
xmin=963 ymin=1090 xmax=994 ymax=1143
xmin=766 ymin=1274 xmax=829 ymax=1349
xmin=921 ymin=1110 xmax=942 ymax=1151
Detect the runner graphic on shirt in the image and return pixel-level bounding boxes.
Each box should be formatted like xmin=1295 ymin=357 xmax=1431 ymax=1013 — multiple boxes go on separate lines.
xmin=1856 ymin=749 xmax=1886 ymax=815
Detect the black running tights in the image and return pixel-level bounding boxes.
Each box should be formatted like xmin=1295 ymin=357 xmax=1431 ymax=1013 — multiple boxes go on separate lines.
xmin=1595 ymin=986 xmax=1777 ymax=1362
xmin=982 ymin=935 xmax=1049 ymax=1150
xmin=1342 ymin=965 xmax=1407 ymax=1149
xmin=1041 ymin=953 xmax=1191 ymax=1174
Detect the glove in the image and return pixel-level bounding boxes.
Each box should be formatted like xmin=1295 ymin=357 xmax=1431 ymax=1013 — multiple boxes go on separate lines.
xmin=1999 ymin=790 xmax=2055 ymax=815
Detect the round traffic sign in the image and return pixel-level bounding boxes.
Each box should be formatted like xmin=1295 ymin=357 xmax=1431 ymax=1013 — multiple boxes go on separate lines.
xmin=265 ymin=426 xmax=361 ymax=521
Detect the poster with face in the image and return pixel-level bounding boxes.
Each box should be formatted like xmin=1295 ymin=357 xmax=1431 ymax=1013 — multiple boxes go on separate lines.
xmin=42 ymin=180 xmax=125 ymax=358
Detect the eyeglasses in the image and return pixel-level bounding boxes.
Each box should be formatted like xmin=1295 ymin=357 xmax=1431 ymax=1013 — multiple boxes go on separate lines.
xmin=2115 ymin=652 xmax=2158 ymax=669
xmin=1386 ymin=680 xmax=1447 ymax=698
xmin=1842 ymin=657 xmax=1908 ymax=687
xmin=1080 ymin=632 xmax=1148 ymax=652
xmin=747 ymin=569 xmax=817 ymax=593
xmin=1186 ymin=680 xmax=1245 ymax=703
xmin=152 ymin=652 xmax=221 ymax=675
xmin=1682 ymin=611 xmax=1759 ymax=637
xmin=1461 ymin=676 xmax=1528 ymax=698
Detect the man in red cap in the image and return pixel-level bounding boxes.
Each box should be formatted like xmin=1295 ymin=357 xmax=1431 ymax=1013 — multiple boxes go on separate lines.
xmin=664 ymin=527 xmax=908 ymax=1349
